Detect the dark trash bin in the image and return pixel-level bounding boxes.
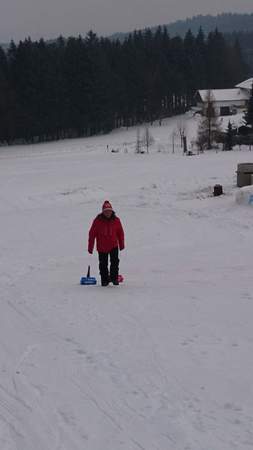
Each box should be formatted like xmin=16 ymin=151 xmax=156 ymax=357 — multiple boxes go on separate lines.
xmin=213 ymin=184 xmax=223 ymax=196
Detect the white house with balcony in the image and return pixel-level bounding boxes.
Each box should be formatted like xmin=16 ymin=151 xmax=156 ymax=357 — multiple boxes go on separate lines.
xmin=195 ymin=78 xmax=253 ymax=116
xmin=235 ymin=78 xmax=253 ymax=95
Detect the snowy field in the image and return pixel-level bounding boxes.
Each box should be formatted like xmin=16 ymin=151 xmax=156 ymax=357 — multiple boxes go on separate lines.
xmin=1 ymin=113 xmax=253 ymax=450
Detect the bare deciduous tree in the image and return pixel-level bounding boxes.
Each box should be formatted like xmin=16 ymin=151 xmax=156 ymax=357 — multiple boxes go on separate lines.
xmin=196 ymin=90 xmax=221 ymax=150
xmin=170 ymin=129 xmax=177 ymax=154
xmin=177 ymin=120 xmax=187 ymax=148
xmin=135 ymin=128 xmax=143 ymax=154
xmin=142 ymin=126 xmax=154 ymax=153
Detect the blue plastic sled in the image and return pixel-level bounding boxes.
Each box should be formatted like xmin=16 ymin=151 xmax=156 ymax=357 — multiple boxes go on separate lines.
xmin=80 ymin=265 xmax=97 ymax=285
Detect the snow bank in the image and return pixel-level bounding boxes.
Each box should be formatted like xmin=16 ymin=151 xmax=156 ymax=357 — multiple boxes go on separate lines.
xmin=235 ymin=184 xmax=253 ymax=205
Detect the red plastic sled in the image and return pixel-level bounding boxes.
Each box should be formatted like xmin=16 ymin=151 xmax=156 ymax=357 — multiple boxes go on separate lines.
xmin=108 ymin=274 xmax=124 ymax=284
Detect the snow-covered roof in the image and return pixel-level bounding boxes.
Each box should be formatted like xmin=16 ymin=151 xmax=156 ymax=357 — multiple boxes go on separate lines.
xmin=235 ymin=78 xmax=253 ymax=90
xmin=198 ymin=88 xmax=249 ymax=103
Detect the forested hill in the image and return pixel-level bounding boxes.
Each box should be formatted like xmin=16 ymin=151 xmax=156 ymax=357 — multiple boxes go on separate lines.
xmin=110 ymin=13 xmax=253 ymax=71
xmin=163 ymin=13 xmax=253 ymax=70
xmin=2 ymin=13 xmax=253 ymax=68
xmin=160 ymin=13 xmax=253 ymax=37
xmin=111 ymin=13 xmax=253 ymax=41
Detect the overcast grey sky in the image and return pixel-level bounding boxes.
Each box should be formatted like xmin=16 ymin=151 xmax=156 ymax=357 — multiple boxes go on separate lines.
xmin=1 ymin=0 xmax=252 ymax=42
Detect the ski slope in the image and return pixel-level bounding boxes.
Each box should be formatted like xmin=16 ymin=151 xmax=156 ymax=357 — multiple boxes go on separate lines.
xmin=1 ymin=114 xmax=253 ymax=450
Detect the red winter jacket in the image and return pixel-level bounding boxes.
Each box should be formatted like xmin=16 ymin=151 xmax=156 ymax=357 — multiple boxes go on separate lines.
xmin=88 ymin=213 xmax=125 ymax=254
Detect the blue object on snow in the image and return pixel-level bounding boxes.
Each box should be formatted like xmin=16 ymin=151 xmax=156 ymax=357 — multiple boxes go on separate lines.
xmin=80 ymin=277 xmax=97 ymax=285
xmin=248 ymin=194 xmax=253 ymax=205
xmin=80 ymin=265 xmax=97 ymax=285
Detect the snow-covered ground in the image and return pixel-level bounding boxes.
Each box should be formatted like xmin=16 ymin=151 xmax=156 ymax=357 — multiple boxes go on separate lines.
xmin=1 ymin=113 xmax=253 ymax=450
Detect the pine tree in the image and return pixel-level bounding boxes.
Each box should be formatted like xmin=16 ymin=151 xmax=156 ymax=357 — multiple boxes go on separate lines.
xmin=244 ymin=83 xmax=253 ymax=128
xmin=183 ymin=30 xmax=196 ymax=106
xmin=225 ymin=121 xmax=233 ymax=150
xmin=206 ymin=29 xmax=227 ymax=88
xmin=0 ymin=47 xmax=9 ymax=142
xmin=227 ymin=38 xmax=247 ymax=85
xmin=195 ymin=28 xmax=207 ymax=89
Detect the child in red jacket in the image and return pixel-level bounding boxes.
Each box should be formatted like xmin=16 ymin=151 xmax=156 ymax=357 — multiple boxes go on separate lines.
xmin=88 ymin=201 xmax=125 ymax=286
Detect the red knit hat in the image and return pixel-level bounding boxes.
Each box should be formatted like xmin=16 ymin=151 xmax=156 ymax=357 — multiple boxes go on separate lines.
xmin=102 ymin=200 xmax=113 ymax=212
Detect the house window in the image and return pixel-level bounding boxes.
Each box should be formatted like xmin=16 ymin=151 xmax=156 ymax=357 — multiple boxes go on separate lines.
xmin=220 ymin=106 xmax=230 ymax=116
